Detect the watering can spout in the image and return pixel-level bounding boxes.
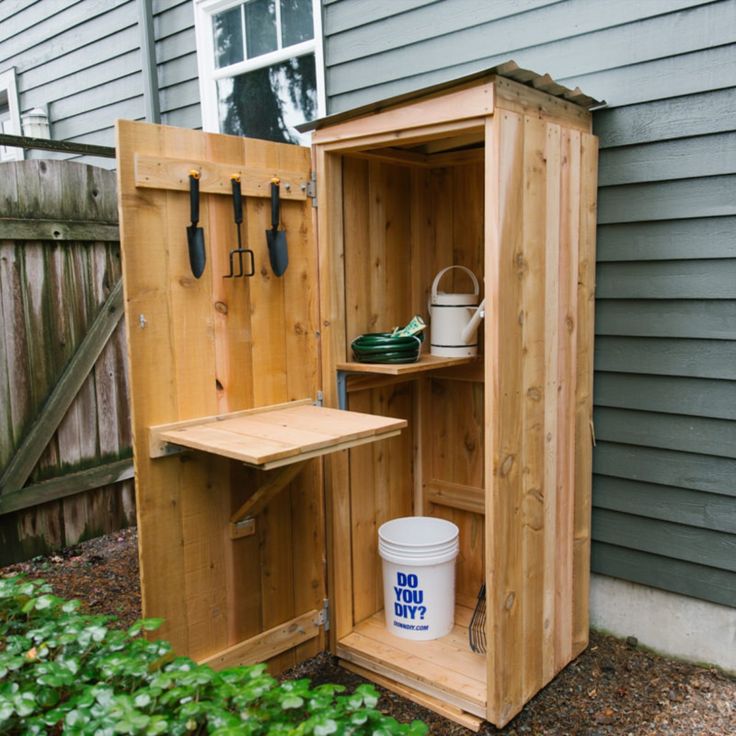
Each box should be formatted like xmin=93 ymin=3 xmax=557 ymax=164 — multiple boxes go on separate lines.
xmin=461 ymin=298 xmax=486 ymax=344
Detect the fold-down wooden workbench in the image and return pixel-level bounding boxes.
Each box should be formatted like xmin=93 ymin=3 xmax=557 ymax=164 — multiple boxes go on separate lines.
xmin=149 ymin=399 xmax=405 ymax=469
xmin=148 ymin=399 xmax=405 ymax=541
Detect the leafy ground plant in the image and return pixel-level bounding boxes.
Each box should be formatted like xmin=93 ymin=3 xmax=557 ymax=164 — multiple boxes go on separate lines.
xmin=0 ymin=576 xmax=428 ymax=735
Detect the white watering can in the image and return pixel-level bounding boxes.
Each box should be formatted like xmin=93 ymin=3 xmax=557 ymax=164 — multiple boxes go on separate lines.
xmin=429 ymin=266 xmax=485 ymax=358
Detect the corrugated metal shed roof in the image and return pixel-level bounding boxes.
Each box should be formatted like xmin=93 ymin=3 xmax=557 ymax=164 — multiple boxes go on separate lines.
xmin=298 ymin=60 xmax=604 ymax=132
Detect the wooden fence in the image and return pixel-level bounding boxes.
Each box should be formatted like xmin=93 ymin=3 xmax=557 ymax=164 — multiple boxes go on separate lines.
xmin=0 ymin=159 xmax=135 ymax=564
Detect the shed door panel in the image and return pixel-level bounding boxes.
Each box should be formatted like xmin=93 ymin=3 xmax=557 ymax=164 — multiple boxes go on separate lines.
xmin=116 ymin=120 xmax=324 ymax=671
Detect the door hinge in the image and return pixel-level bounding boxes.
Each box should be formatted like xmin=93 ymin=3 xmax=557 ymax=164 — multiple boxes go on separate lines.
xmin=314 ymin=390 xmax=324 ymax=407
xmin=317 ymin=598 xmax=330 ymax=631
xmin=305 ymin=172 xmax=317 ymax=207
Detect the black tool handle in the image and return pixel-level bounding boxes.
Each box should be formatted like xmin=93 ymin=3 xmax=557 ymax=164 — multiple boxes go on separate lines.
xmin=270 ymin=178 xmax=280 ymax=230
xmin=189 ymin=171 xmax=200 ymax=225
xmin=231 ymin=176 xmax=242 ymax=225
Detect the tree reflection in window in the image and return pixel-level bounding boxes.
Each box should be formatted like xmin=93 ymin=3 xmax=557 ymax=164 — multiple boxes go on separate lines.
xmin=218 ymin=55 xmax=316 ymax=146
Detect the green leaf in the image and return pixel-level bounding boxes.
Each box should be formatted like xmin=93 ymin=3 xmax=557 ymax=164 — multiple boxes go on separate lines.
xmin=280 ymin=695 xmax=304 ymax=710
xmin=34 ymin=595 xmax=56 ymax=610
xmin=314 ymin=719 xmax=338 ymax=735
xmin=355 ymin=684 xmax=379 ymax=709
xmin=134 ymin=693 xmax=152 ymax=709
xmin=0 ymin=700 xmax=14 ymax=722
xmin=36 ymin=687 xmax=60 ymax=708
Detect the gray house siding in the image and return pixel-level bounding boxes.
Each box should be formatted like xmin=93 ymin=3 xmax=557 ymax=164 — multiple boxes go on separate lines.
xmin=0 ymin=0 xmax=201 ymax=166
xmin=0 ymin=0 xmax=146 ymax=167
xmin=322 ymin=0 xmax=736 ymax=608
xmin=153 ymin=0 xmax=200 ymax=130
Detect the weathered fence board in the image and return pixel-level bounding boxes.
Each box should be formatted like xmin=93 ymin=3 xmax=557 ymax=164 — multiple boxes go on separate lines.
xmin=0 ymin=159 xmax=134 ymax=564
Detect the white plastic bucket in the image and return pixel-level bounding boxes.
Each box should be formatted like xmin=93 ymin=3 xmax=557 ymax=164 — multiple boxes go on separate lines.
xmin=378 ymin=516 xmax=459 ymax=640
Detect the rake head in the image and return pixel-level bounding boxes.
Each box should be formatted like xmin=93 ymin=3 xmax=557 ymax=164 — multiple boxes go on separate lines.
xmin=469 ymin=583 xmax=486 ymax=654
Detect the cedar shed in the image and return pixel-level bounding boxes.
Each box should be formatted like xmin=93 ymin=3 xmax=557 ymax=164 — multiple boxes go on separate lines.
xmin=116 ymin=63 xmax=600 ymax=730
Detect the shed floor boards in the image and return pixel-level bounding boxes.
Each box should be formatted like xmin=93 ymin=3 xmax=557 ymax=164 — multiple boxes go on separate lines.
xmin=336 ymin=605 xmax=486 ymax=718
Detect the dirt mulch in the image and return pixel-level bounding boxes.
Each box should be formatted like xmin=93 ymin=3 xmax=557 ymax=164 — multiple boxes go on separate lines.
xmin=2 ymin=529 xmax=734 ymax=735
xmin=1 ymin=526 xmax=141 ymax=630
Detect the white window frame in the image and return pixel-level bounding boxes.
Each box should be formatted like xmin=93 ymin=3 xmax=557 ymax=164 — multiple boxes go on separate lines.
xmin=0 ymin=67 xmax=23 ymax=162
xmin=193 ymin=0 xmax=325 ymax=139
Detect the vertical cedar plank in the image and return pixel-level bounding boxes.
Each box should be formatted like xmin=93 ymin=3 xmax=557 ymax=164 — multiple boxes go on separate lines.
xmin=541 ymin=124 xmax=561 ymax=683
xmin=226 ymin=464 xmax=263 ymax=646
xmin=520 ymin=115 xmax=547 ymax=701
xmin=451 ymin=162 xmax=485 ymax=290
xmin=344 ymin=157 xmax=370 ymax=338
xmin=428 ymin=167 xmax=455 ymax=306
xmin=367 ymin=162 xmax=386 ymax=332
xmin=116 ymin=121 xmax=190 ymax=652
xmin=207 ymin=133 xmax=254 ymax=413
xmin=348 ymin=390 xmax=378 ymax=623
xmin=315 ymin=148 xmax=352 ymax=645
xmin=555 ymin=128 xmax=580 ymax=672
xmin=245 ymin=138 xmax=288 ymax=408
xmin=291 ymin=458 xmax=325 ymax=663
xmin=164 ymin=128 xmax=227 ymax=660
xmin=484 ymin=113 xmax=501 ymax=727
xmin=572 ymin=133 xmax=598 ymax=655
xmin=485 ymin=110 xmax=525 ymax=726
xmin=409 ymin=170 xmax=431 ymax=520
xmin=204 ymin=133 xmax=261 ymax=651
xmin=250 ymin=139 xmax=290 ymax=674
xmin=409 ymin=167 xmax=431 ymax=321
xmin=279 ymin=141 xmax=325 ymax=663
xmin=259 ymin=485 xmax=296 ymax=673
xmin=343 ymin=157 xmax=377 ymax=623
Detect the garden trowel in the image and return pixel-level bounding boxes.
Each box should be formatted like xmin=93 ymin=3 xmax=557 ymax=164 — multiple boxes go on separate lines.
xmin=266 ymin=177 xmax=288 ymax=276
xmin=186 ymin=170 xmax=206 ymax=278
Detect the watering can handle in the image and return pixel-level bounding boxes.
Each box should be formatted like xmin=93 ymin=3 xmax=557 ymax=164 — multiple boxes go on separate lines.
xmin=430 ymin=266 xmax=480 ymax=303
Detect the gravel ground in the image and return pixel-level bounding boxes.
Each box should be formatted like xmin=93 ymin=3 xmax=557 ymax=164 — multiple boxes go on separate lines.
xmin=2 ymin=529 xmax=734 ymax=735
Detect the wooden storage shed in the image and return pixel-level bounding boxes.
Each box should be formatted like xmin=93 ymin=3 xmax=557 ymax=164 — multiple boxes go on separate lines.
xmin=116 ymin=63 xmax=600 ymax=730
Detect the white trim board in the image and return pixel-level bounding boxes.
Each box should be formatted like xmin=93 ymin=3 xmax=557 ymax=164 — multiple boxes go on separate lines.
xmin=0 ymin=67 xmax=23 ymax=161
xmin=590 ymin=573 xmax=736 ymax=673
xmin=193 ymin=0 xmax=325 ymax=137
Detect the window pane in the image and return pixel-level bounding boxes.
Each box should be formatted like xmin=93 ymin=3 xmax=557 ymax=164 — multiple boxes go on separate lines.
xmin=213 ymin=6 xmax=244 ymax=68
xmin=280 ymin=0 xmax=314 ymax=46
xmin=217 ymin=53 xmax=317 ymax=146
xmin=245 ymin=0 xmax=277 ymax=59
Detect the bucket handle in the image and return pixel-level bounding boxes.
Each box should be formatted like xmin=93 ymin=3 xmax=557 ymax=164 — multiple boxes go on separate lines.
xmin=430 ymin=266 xmax=480 ymax=303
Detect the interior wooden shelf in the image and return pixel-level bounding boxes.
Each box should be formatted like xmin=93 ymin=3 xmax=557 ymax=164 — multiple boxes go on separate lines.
xmin=336 ymin=605 xmax=486 ymax=719
xmin=336 ymin=354 xmax=476 ymax=376
xmin=149 ymin=400 xmax=406 ymax=469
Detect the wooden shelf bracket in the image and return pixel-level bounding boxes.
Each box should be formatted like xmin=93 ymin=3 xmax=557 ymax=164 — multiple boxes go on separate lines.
xmin=228 ymin=461 xmax=308 ymax=539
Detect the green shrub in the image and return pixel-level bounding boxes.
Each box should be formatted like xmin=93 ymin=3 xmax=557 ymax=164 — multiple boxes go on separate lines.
xmin=0 ymin=577 xmax=427 ymax=736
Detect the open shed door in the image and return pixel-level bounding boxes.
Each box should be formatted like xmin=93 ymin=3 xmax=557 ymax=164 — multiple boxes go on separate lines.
xmin=116 ymin=121 xmax=326 ymax=672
